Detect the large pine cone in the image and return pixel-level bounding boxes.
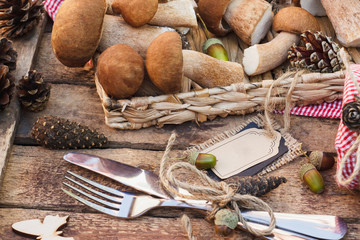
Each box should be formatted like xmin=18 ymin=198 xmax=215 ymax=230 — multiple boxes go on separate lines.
xmin=0 ymin=63 xmax=14 ymax=111
xmin=0 ymin=0 xmax=44 ymax=39
xmin=0 ymin=37 xmax=17 ymax=70
xmin=17 ymin=69 xmax=50 ymax=112
xmin=31 ymin=116 xmax=108 ymax=149
xmin=288 ymin=31 xmax=344 ymax=73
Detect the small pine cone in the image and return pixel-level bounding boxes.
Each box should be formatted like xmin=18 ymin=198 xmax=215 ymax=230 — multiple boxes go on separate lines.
xmin=288 ymin=31 xmax=344 ymax=73
xmin=17 ymin=70 xmax=50 ymax=112
xmin=342 ymin=95 xmax=360 ymax=131
xmin=0 ymin=0 xmax=44 ymax=39
xmin=0 ymin=64 xmax=15 ymax=111
xmin=31 ymin=116 xmax=108 ymax=150
xmin=0 ymin=38 xmax=17 ymax=70
xmin=224 ymin=175 xmax=287 ymax=197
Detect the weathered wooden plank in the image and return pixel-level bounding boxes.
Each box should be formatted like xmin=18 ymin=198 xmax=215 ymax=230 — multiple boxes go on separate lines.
xmin=2 ymin=146 xmax=359 ymax=222
xmin=14 ymin=83 xmax=340 ymax=152
xmin=0 ymin=16 xmax=47 ymax=184
xmin=0 ymin=208 xmax=256 ymax=240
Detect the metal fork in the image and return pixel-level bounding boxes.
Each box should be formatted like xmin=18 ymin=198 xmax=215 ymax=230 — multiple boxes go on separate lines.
xmin=62 ymin=171 xmax=211 ymax=218
xmin=62 ymin=171 xmax=346 ymax=240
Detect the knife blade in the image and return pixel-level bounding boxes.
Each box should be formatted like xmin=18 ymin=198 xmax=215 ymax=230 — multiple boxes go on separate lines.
xmin=64 ymin=152 xmax=170 ymax=199
xmin=64 ymin=152 xmax=347 ymax=240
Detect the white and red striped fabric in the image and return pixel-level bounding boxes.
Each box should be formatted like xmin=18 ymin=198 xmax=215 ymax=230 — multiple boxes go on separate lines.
xmin=334 ymin=65 xmax=360 ymax=189
xmin=44 ymin=0 xmax=63 ymax=21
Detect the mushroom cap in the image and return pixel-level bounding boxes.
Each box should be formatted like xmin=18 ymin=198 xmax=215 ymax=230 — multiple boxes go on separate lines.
xmin=51 ymin=0 xmax=107 ymax=67
xmin=273 ymin=6 xmax=320 ymax=34
xmin=112 ymin=0 xmax=158 ymax=27
xmin=198 ymin=0 xmax=232 ymax=36
xmin=145 ymin=31 xmax=183 ymax=94
xmin=97 ymin=44 xmax=144 ymax=99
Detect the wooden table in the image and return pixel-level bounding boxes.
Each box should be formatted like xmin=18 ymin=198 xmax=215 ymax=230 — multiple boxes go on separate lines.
xmin=0 ymin=16 xmax=359 ymax=240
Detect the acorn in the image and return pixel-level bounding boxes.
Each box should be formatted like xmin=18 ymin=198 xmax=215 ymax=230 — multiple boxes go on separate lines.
xmin=309 ymin=151 xmax=335 ymax=171
xmin=197 ymin=13 xmax=229 ymax=61
xmin=299 ymin=163 xmax=324 ymax=194
xmin=188 ymin=151 xmax=216 ymax=170
xmin=202 ymin=38 xmax=229 ymax=61
xmin=214 ymin=209 xmax=239 ymax=236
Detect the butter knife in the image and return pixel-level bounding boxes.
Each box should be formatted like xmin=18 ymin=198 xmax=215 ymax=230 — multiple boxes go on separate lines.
xmin=64 ymin=152 xmax=347 ymax=240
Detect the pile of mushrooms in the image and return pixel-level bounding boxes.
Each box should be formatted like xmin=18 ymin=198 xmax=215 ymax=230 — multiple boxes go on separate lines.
xmin=52 ymin=0 xmax=326 ymax=101
xmin=242 ymin=6 xmax=320 ymax=76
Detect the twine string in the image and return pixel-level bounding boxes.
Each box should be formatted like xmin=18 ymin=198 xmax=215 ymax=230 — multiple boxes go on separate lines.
xmin=159 ymin=133 xmax=276 ymax=238
xmin=337 ymin=48 xmax=360 ymax=187
xmin=264 ymin=70 xmax=306 ymax=135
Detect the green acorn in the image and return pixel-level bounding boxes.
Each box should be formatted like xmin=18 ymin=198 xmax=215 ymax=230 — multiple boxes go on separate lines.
xmin=299 ymin=163 xmax=324 ymax=194
xmin=187 ymin=151 xmax=216 ymax=170
xmin=214 ymin=209 xmax=239 ymax=236
xmin=202 ymin=38 xmax=229 ymax=61
xmin=197 ymin=13 xmax=229 ymax=61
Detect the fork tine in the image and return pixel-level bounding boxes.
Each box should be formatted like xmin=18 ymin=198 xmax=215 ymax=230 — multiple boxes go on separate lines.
xmin=67 ymin=171 xmax=126 ymax=197
xmin=64 ymin=176 xmax=122 ymax=203
xmin=62 ymin=188 xmax=119 ymax=217
xmin=63 ymin=182 xmax=121 ymax=209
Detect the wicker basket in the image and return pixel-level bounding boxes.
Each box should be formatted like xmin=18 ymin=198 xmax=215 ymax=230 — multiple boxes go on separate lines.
xmin=95 ymin=70 xmax=345 ymax=130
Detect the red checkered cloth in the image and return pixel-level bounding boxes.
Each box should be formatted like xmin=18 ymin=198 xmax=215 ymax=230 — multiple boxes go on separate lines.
xmin=335 ymin=65 xmax=360 ymax=189
xmin=44 ymin=0 xmax=63 ymax=21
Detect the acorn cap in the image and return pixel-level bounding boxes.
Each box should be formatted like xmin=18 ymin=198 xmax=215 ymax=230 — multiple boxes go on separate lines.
xmin=214 ymin=209 xmax=239 ymax=230
xmin=145 ymin=31 xmax=183 ymax=93
xmin=299 ymin=163 xmax=316 ymax=180
xmin=112 ymin=0 xmax=158 ymax=27
xmin=197 ymin=0 xmax=232 ymax=36
xmin=97 ymin=44 xmax=144 ymax=99
xmin=187 ymin=151 xmax=199 ymax=165
xmin=51 ymin=0 xmax=107 ymax=67
xmin=273 ymin=6 xmax=320 ymax=34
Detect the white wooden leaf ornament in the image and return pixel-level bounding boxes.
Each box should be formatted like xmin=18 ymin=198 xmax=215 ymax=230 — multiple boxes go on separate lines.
xmin=12 ymin=215 xmax=74 ymax=240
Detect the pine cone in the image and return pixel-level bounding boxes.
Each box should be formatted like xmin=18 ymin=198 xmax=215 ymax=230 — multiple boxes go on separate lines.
xmin=342 ymin=95 xmax=360 ymax=131
xmin=224 ymin=175 xmax=287 ymax=197
xmin=0 ymin=0 xmax=44 ymax=39
xmin=0 ymin=37 xmax=17 ymax=70
xmin=288 ymin=31 xmax=344 ymax=73
xmin=17 ymin=70 xmax=50 ymax=112
xmin=0 ymin=63 xmax=14 ymax=111
xmin=31 ymin=116 xmax=108 ymax=149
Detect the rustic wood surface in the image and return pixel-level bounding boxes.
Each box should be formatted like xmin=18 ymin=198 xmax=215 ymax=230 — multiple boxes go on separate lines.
xmin=1 ymin=16 xmax=360 ymax=240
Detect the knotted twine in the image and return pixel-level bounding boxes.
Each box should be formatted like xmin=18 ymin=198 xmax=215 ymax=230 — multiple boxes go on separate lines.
xmin=159 ymin=133 xmax=276 ymax=239
xmin=336 ymin=48 xmax=360 ymax=188
xmin=264 ymin=70 xmax=306 ymax=137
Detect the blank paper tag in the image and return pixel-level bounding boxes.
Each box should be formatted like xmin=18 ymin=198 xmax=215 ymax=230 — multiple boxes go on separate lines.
xmin=203 ymin=128 xmax=282 ymax=179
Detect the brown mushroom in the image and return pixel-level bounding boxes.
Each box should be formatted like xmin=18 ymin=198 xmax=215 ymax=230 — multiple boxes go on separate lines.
xmin=198 ymin=0 xmax=273 ymax=45
xmin=111 ymin=0 xmax=158 ymax=27
xmin=51 ymin=0 xmax=174 ymax=67
xmin=96 ymin=44 xmax=144 ymax=99
xmin=145 ymin=31 xmax=244 ymax=93
xmin=243 ymin=6 xmax=320 ymax=76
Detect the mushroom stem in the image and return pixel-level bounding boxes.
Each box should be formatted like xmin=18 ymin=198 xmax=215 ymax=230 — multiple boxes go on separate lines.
xmin=99 ymin=15 xmax=174 ymax=58
xmin=107 ymin=0 xmax=197 ymax=28
xmin=149 ymin=0 xmax=197 ymax=28
xmin=182 ymin=50 xmax=244 ymax=88
xmin=243 ymin=32 xmax=300 ymax=76
xmin=300 ymin=0 xmax=326 ymax=16
xmin=223 ymin=0 xmax=273 ymax=45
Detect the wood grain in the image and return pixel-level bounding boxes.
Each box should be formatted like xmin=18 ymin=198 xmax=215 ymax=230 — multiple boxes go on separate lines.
xmin=0 ymin=15 xmax=47 ymax=184
xmin=0 ymin=145 xmax=359 ymax=239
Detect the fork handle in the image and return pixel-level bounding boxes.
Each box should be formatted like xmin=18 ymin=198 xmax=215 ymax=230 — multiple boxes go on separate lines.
xmin=159 ymin=198 xmax=212 ymax=211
